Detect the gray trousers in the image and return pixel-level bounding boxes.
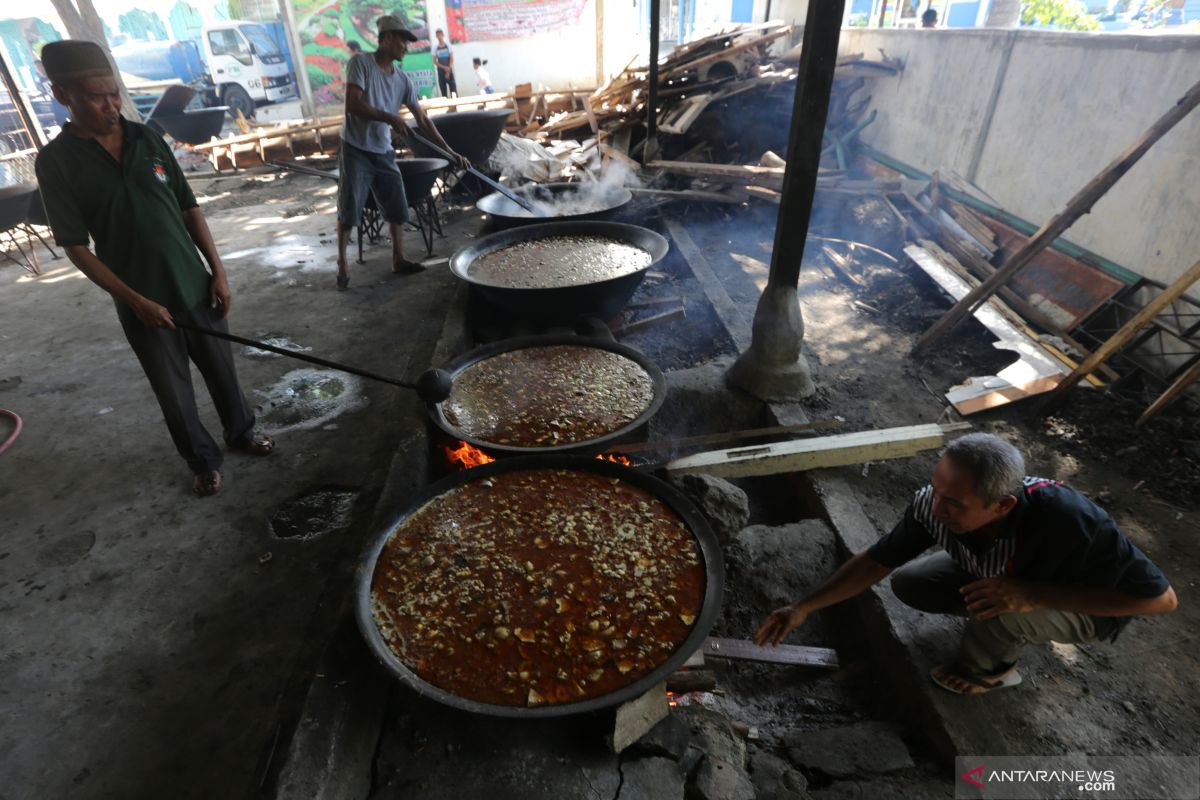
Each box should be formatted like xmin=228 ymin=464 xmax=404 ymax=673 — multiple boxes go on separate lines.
xmin=119 ymin=302 xmax=255 ymax=475
xmin=890 ymin=552 xmax=1106 ymax=677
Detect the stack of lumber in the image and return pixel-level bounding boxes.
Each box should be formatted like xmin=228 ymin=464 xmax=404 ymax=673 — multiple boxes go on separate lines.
xmin=191 ymin=92 xmax=523 ymax=171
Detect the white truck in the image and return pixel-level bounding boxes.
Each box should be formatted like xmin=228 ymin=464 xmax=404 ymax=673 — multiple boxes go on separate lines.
xmin=200 ymin=21 xmax=297 ymax=118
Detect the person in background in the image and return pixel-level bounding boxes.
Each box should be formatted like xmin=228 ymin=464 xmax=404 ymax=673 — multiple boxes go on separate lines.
xmin=755 ymin=433 xmax=1176 ymax=695
xmin=35 ymin=40 xmax=275 ymax=498
xmin=472 ymin=57 xmax=493 ymax=94
xmin=347 ymin=39 xmax=362 ymax=55
xmin=336 ymin=14 xmax=469 ymax=288
xmin=433 ymin=29 xmax=456 ymax=98
xmin=921 ymin=7 xmax=939 ymax=27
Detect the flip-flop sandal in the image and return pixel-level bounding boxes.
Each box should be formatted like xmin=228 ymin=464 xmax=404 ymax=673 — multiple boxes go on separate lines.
xmin=930 ymin=664 xmax=1023 ymax=695
xmin=193 ymin=470 xmax=222 ymax=497
xmin=392 ymin=259 xmax=427 ymax=274
xmin=232 ymin=432 xmax=275 ymax=456
xmin=336 ymin=274 xmax=350 ymax=290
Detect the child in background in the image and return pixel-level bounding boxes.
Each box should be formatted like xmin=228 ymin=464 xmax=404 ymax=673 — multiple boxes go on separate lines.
xmin=472 ymin=57 xmax=494 ymax=94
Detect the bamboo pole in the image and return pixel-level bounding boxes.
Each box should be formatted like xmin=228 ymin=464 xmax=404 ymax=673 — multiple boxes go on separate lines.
xmin=914 ymin=78 xmax=1200 ymax=355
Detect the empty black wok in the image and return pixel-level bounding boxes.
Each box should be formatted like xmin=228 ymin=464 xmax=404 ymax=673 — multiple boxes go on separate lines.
xmin=428 ymin=333 xmax=667 ymax=456
xmin=450 ymin=220 xmax=669 ymax=323
xmin=398 ymin=157 xmax=448 ymax=202
xmin=355 ymin=454 xmax=724 ymax=718
xmin=477 ymin=182 xmax=634 ymax=229
xmin=407 ymin=108 xmax=512 ymax=166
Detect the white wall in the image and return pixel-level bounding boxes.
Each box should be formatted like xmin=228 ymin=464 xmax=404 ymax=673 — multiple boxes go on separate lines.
xmin=426 ymin=0 xmax=642 ymax=95
xmin=838 ymin=27 xmax=1200 ymax=285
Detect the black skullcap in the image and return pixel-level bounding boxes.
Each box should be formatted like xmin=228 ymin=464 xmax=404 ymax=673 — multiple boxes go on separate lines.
xmin=42 ymin=40 xmax=113 ymax=84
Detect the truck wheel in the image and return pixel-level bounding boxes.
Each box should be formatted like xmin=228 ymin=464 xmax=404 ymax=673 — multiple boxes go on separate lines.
xmin=223 ymin=85 xmax=255 ymax=120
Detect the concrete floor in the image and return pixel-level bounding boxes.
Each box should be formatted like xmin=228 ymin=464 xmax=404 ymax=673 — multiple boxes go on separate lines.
xmin=0 ymin=170 xmax=466 ymax=800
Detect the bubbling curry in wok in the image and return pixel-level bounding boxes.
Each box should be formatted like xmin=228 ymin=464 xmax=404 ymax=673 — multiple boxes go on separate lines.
xmin=369 ymin=468 xmax=705 ymax=707
xmin=467 ymin=234 xmax=653 ymax=289
xmin=441 ymin=344 xmax=655 ymax=448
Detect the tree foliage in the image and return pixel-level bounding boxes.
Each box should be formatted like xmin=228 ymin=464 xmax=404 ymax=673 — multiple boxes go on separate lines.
xmin=1021 ymin=0 xmax=1101 ymax=30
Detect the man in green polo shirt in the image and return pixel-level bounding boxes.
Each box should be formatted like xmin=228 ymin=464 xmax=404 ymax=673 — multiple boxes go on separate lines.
xmin=35 ymin=40 xmax=273 ymax=497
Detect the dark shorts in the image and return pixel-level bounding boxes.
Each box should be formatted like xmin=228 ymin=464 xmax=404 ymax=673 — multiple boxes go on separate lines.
xmin=337 ymin=142 xmax=409 ymax=227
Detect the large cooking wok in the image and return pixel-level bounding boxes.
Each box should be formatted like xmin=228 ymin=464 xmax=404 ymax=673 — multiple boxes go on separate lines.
xmin=477 ymin=182 xmax=634 ymax=230
xmin=355 ymin=454 xmax=724 ymax=718
xmin=450 ymin=221 xmax=669 ymax=323
xmin=428 ymin=333 xmax=666 ymax=456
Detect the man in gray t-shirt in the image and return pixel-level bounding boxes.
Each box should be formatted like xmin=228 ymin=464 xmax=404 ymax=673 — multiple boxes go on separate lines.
xmin=335 ymin=14 xmax=467 ymax=289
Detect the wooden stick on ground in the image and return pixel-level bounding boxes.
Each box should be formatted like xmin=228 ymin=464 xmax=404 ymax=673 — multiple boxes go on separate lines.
xmin=1038 ymin=258 xmax=1200 ymax=412
xmin=914 ymin=78 xmax=1200 ymax=355
xmin=1137 ymin=359 xmax=1200 ymax=426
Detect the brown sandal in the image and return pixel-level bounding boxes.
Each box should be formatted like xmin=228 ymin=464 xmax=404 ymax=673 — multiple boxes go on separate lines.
xmin=232 ymin=432 xmax=275 ymax=456
xmin=193 ymin=470 xmax=222 ymax=497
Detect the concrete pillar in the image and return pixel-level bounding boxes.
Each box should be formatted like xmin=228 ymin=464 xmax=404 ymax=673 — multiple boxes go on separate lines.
xmin=727 ymin=0 xmax=846 ymax=400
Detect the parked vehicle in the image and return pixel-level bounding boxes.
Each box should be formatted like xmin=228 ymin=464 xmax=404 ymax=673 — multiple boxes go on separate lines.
xmin=200 ymin=21 xmax=297 ymax=118
xmin=111 ymin=39 xmax=219 ymax=117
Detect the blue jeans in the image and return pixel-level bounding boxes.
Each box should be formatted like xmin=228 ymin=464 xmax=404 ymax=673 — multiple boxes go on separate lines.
xmin=336 ymin=142 xmax=409 ymax=227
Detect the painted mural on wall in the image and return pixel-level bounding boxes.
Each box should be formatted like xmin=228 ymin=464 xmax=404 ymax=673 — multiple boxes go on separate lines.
xmin=443 ymin=0 xmax=588 ymax=42
xmin=292 ymin=0 xmax=436 ymax=103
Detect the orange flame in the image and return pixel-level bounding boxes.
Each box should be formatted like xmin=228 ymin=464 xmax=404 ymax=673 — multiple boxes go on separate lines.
xmin=596 ymin=453 xmax=633 ymax=466
xmin=444 ymin=440 xmax=497 ymax=470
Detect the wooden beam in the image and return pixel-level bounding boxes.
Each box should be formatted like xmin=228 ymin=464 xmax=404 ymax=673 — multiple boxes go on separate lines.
xmin=1137 ymin=359 xmax=1200 ymax=426
xmin=914 ymin=78 xmax=1200 ymax=354
xmin=702 ymin=638 xmax=839 ymax=669
xmin=1039 ymin=258 xmax=1200 ymax=412
xmin=665 ymin=423 xmax=970 ymax=478
xmin=665 ymin=218 xmax=752 ymax=351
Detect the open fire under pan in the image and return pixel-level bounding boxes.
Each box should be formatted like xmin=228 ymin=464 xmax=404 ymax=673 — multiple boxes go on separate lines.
xmin=476 ymin=182 xmax=634 ymax=229
xmin=355 ymin=455 xmax=724 ymax=718
xmin=449 ymin=221 xmax=669 ymax=323
xmin=428 ymin=334 xmax=667 ymax=457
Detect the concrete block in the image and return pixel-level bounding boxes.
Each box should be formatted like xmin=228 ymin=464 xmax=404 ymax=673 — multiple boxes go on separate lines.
xmin=630 ymin=712 xmax=692 ymax=762
xmin=619 ymin=756 xmax=685 ymax=800
xmin=669 ymin=473 xmax=751 ymax=546
xmin=688 ymin=756 xmax=756 ymax=800
xmin=750 ymin=751 xmax=810 ymax=800
xmin=613 ymin=682 xmax=670 ymax=753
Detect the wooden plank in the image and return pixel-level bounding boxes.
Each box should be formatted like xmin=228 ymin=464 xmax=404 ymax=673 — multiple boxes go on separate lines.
xmin=1039 ymin=258 xmax=1200 ymax=411
xmin=743 ymin=185 xmax=781 ymax=204
xmin=703 ymin=637 xmax=839 ymax=669
xmin=906 ymin=245 xmax=1076 ymax=413
xmin=665 ymin=423 xmax=970 ymax=479
xmin=921 ymin=229 xmax=1120 ymax=383
xmin=648 ymin=160 xmax=785 ymax=186
xmin=662 ymin=27 xmax=793 ymax=80
xmin=629 ymin=187 xmax=742 ymax=204
xmin=916 ymin=77 xmax=1200 ymax=353
xmin=1137 ymin=359 xmax=1200 ymax=426
xmin=664 ymin=218 xmax=752 ymax=351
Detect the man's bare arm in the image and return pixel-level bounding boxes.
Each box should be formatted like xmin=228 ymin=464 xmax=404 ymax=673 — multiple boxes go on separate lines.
xmin=963 ymin=578 xmax=1178 ymax=620
xmin=345 ymin=83 xmax=402 ymax=127
xmin=181 ymin=206 xmax=230 ymax=316
xmin=408 ymin=102 xmax=469 ymax=168
xmin=64 ymin=245 xmax=174 ymax=329
xmin=754 ymin=552 xmax=893 ymax=645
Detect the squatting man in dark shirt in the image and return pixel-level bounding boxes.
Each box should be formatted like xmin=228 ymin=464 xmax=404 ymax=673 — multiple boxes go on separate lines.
xmin=754 ymin=433 xmax=1178 ymax=694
